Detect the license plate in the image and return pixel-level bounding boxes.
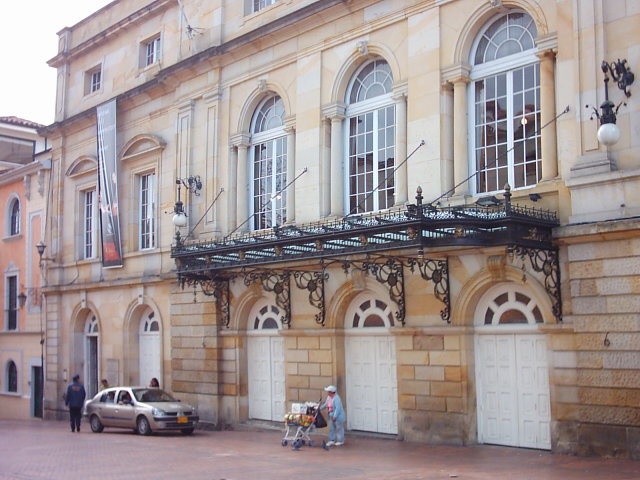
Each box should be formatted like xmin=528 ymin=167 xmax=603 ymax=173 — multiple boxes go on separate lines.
xmin=177 ymin=416 xmax=187 ymax=424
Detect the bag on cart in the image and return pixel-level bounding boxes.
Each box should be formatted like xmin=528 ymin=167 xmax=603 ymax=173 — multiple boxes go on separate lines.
xmin=315 ymin=410 xmax=327 ymax=428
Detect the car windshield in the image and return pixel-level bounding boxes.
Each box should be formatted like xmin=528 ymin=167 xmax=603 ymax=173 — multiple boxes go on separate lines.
xmin=133 ymin=388 xmax=177 ymax=403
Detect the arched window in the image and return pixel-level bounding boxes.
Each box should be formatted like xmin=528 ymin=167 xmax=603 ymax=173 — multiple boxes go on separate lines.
xmin=9 ymin=198 xmax=20 ymax=236
xmin=345 ymin=59 xmax=395 ymax=214
xmin=470 ymin=12 xmax=540 ymax=194
xmin=251 ymin=304 xmax=282 ymax=330
xmin=250 ymin=95 xmax=287 ymax=231
xmin=479 ymin=286 xmax=543 ymax=326
xmin=350 ymin=298 xmax=395 ymax=328
xmin=6 ymin=360 xmax=18 ymax=392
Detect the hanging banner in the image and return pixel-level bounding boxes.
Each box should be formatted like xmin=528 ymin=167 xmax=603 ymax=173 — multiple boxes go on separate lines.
xmin=97 ymin=99 xmax=123 ymax=268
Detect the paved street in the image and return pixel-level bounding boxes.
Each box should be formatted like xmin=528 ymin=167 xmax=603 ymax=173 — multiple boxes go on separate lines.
xmin=1 ymin=419 xmax=640 ymax=480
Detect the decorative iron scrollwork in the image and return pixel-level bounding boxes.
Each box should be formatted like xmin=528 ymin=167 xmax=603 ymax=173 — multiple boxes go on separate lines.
xmin=406 ymin=258 xmax=450 ymax=323
xmin=508 ymin=245 xmax=562 ymax=322
xmin=332 ymin=257 xmax=406 ymax=326
xmin=212 ymin=279 xmax=231 ymax=328
xmin=243 ymin=270 xmax=291 ymax=328
xmin=292 ymin=270 xmax=327 ymax=326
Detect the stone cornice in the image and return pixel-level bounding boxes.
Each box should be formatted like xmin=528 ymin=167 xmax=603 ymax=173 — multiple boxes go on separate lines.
xmin=440 ymin=62 xmax=472 ymax=84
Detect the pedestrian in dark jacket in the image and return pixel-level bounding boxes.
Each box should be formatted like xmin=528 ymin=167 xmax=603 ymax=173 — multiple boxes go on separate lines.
xmin=65 ymin=374 xmax=86 ymax=433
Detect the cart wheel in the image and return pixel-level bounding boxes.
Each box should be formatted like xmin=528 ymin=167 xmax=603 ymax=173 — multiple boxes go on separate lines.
xmin=282 ymin=440 xmax=288 ymax=446
xmin=292 ymin=440 xmax=300 ymax=448
xmin=309 ymin=440 xmax=315 ymax=447
xmin=301 ymin=439 xmax=306 ymax=445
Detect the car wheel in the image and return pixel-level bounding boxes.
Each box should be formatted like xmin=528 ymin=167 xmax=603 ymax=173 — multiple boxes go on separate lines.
xmin=90 ymin=415 xmax=104 ymax=433
xmin=181 ymin=428 xmax=194 ymax=435
xmin=137 ymin=416 xmax=152 ymax=436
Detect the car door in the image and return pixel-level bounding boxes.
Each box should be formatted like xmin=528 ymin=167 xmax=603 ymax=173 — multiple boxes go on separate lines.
xmin=111 ymin=389 xmax=137 ymax=428
xmin=93 ymin=389 xmax=118 ymax=427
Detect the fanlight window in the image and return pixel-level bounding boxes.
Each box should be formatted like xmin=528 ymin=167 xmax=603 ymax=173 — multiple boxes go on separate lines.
xmin=252 ymin=304 xmax=282 ymax=330
xmin=482 ymin=289 xmax=543 ymax=325
xmin=351 ymin=298 xmax=394 ymax=328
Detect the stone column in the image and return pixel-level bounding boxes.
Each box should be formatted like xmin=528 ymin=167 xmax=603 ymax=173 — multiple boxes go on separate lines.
xmin=284 ymin=124 xmax=296 ymax=224
xmin=452 ymin=77 xmax=470 ymax=196
xmin=322 ymin=102 xmax=346 ymax=217
xmin=230 ymin=133 xmax=250 ymax=232
xmin=393 ymin=88 xmax=408 ymax=205
xmin=227 ymin=145 xmax=238 ymax=230
xmin=538 ymin=49 xmax=558 ymax=180
xmin=441 ymin=82 xmax=454 ymax=195
xmin=321 ymin=119 xmax=331 ymax=217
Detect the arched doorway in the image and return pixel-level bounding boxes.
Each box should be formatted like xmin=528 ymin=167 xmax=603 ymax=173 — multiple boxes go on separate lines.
xmin=474 ymin=283 xmax=551 ymax=449
xmin=139 ymin=307 xmax=161 ymax=387
xmin=345 ymin=295 xmax=398 ymax=434
xmin=84 ymin=315 xmax=99 ymax=398
xmin=247 ymin=301 xmax=285 ymax=421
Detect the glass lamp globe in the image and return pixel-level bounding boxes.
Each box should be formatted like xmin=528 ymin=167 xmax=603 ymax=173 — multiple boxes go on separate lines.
xmin=172 ymin=212 xmax=187 ymax=227
xmin=597 ymin=122 xmax=621 ymax=147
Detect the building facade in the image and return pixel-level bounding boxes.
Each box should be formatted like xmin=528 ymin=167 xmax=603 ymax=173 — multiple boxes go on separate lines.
xmin=40 ymin=0 xmax=639 ymax=457
xmin=0 ymin=117 xmax=50 ymax=419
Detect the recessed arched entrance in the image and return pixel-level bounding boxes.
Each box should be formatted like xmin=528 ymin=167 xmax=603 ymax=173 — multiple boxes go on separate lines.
xmin=139 ymin=307 xmax=161 ymax=387
xmin=345 ymin=294 xmax=398 ymax=434
xmin=247 ymin=300 xmax=285 ymax=421
xmin=474 ymin=283 xmax=551 ymax=449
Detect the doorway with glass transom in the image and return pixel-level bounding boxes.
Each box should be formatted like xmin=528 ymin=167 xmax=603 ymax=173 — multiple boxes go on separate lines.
xmin=474 ymin=283 xmax=551 ymax=450
xmin=345 ymin=293 xmax=398 ymax=434
xmin=247 ymin=300 xmax=285 ymax=422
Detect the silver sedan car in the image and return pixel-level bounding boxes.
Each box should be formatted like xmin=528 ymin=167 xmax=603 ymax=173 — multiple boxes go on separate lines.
xmin=84 ymin=387 xmax=199 ymax=435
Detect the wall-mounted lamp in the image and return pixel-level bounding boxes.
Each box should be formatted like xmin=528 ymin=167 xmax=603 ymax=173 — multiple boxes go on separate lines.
xmin=529 ymin=193 xmax=541 ymax=202
xmin=588 ymin=59 xmax=634 ymax=147
xmin=18 ymin=291 xmax=27 ymax=308
xmin=36 ymin=241 xmax=46 ymax=259
xmin=476 ymin=195 xmax=501 ymax=207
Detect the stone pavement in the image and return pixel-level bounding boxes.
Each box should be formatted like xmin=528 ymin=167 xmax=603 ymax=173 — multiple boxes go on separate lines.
xmin=1 ymin=419 xmax=640 ymax=480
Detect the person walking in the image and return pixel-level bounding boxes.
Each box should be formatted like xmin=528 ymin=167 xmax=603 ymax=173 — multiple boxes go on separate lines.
xmin=65 ymin=374 xmax=86 ymax=433
xmin=320 ymin=385 xmax=346 ymax=446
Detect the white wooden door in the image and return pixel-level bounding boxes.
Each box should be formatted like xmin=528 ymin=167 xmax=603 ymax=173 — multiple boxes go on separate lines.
xmin=476 ymin=333 xmax=550 ymax=449
xmin=346 ymin=335 xmax=398 ymax=434
xmin=248 ymin=336 xmax=285 ymax=421
xmin=139 ymin=333 xmax=160 ymax=386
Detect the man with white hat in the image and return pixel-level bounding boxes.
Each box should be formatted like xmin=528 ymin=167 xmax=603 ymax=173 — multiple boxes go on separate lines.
xmin=320 ymin=385 xmax=346 ymax=446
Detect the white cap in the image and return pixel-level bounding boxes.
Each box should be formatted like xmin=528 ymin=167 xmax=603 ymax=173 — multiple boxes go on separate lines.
xmin=324 ymin=385 xmax=337 ymax=393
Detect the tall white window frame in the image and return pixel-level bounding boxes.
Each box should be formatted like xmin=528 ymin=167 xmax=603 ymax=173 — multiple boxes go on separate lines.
xmin=469 ymin=11 xmax=540 ymax=194
xmin=8 ymin=197 xmax=20 ymax=236
xmin=250 ymin=95 xmax=287 ymax=231
xmin=139 ymin=172 xmax=156 ymax=250
xmin=83 ymin=189 xmax=97 ymax=259
xmin=345 ymin=59 xmax=396 ymax=214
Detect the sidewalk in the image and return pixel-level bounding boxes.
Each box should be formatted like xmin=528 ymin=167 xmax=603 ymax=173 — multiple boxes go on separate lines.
xmin=1 ymin=419 xmax=640 ymax=480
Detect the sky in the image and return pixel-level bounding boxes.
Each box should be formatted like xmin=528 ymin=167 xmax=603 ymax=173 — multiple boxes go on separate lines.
xmin=0 ymin=1 xmax=114 ymax=126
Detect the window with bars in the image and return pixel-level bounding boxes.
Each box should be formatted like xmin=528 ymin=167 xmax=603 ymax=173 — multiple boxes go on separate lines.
xmin=346 ymin=59 xmax=395 ymax=214
xmin=250 ymin=96 xmax=287 ymax=231
xmin=470 ymin=12 xmax=540 ymax=194
xmin=139 ymin=173 xmax=156 ymax=250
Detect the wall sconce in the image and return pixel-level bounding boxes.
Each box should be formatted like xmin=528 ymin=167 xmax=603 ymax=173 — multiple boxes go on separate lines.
xmin=18 ymin=291 xmax=27 ymax=308
xmin=529 ymin=193 xmax=541 ymax=202
xmin=476 ymin=195 xmax=501 ymax=207
xmin=588 ymin=59 xmax=634 ymax=147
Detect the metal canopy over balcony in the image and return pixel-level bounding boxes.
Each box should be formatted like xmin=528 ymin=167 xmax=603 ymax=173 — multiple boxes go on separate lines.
xmin=171 ymin=186 xmax=561 ymax=327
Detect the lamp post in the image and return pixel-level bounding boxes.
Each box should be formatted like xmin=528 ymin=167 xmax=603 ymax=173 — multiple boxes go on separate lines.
xmin=589 ymin=59 xmax=634 ymax=147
